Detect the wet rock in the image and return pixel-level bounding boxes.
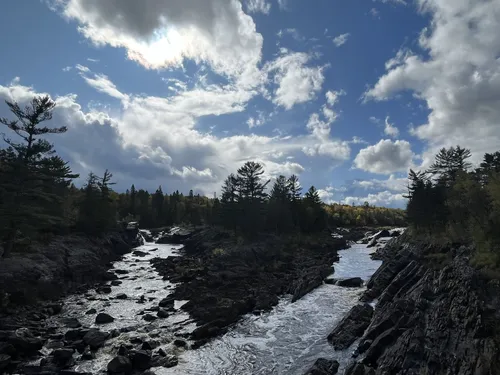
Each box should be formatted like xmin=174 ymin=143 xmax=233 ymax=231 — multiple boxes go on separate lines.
xmin=111 ymin=280 xmax=122 ymax=286
xmin=133 ymin=250 xmax=148 ymax=257
xmin=46 ymin=340 xmax=65 ymax=350
xmin=71 ymin=340 xmax=86 ymax=353
xmin=46 ymin=303 xmax=63 ymax=315
xmin=131 ymin=349 xmax=151 ymax=371
xmin=85 ymin=308 xmax=97 ymax=315
xmin=173 ymin=339 xmax=187 ymax=348
xmin=52 ymin=348 xmax=74 ymax=364
xmin=151 ymin=354 xmax=178 ymax=368
xmin=114 ymin=269 xmax=129 ymax=275
xmin=157 ymin=348 xmax=167 ymax=357
xmin=8 ymin=328 xmax=44 ymax=355
xmin=367 ymin=238 xmax=378 ymax=248
xmin=324 ymin=278 xmax=337 ymax=285
xmin=337 ymin=277 xmax=364 ymax=288
xmin=304 ymin=358 xmax=339 ymax=375
xmin=327 ymin=304 xmax=374 ymax=350
xmin=97 ymin=285 xmax=112 ymax=294
xmin=157 ymin=309 xmax=169 ymax=319
xmin=95 ymin=312 xmax=114 ymax=324
xmin=107 ymin=355 xmax=132 ymax=374
xmin=80 ymin=349 xmax=95 ymax=361
xmin=0 ymin=354 xmax=11 ymax=372
xmin=191 ymin=320 xmax=225 ymax=340
xmin=60 ymin=371 xmax=93 ymax=375
xmin=142 ymin=314 xmax=157 ymax=322
xmin=115 ymin=293 xmax=128 ymax=300
xmin=64 ymin=329 xmax=87 ymax=342
xmin=141 ymin=341 xmax=158 ymax=350
xmin=62 ymin=317 xmax=82 ymax=328
xmin=83 ymin=329 xmax=109 ymax=350
xmin=0 ymin=343 xmax=15 ymax=356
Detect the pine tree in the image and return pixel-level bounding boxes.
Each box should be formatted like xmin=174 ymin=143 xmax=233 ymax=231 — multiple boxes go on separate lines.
xmin=220 ymin=174 xmax=240 ymax=230
xmin=0 ymin=96 xmax=78 ymax=256
xmin=129 ymin=184 xmax=137 ymax=216
xmin=427 ymin=146 xmax=472 ymax=186
xmin=302 ymin=186 xmax=326 ymax=232
xmin=152 ymin=186 xmax=164 ymax=225
xmin=268 ymin=175 xmax=293 ymax=233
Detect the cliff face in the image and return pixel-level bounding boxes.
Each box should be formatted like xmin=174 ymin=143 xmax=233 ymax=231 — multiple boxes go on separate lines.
xmin=0 ymin=229 xmax=139 ymax=307
xmin=345 ymin=236 xmax=500 ymax=375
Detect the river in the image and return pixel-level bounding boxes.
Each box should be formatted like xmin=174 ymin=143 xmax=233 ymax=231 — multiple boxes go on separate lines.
xmin=45 ymin=236 xmax=383 ymax=374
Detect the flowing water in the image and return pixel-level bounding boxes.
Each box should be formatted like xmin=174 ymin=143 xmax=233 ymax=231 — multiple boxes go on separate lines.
xmin=45 ymin=236 xmax=383 ymax=374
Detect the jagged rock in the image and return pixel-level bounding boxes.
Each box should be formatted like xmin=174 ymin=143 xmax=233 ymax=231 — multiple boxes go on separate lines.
xmin=131 ymin=349 xmax=151 ymax=371
xmin=115 ymin=293 xmax=128 ymax=300
xmin=62 ymin=317 xmax=81 ymax=328
xmin=107 ymin=355 xmax=132 ymax=374
xmin=158 ymin=297 xmax=174 ymax=308
xmin=65 ymin=329 xmax=87 ymax=342
xmin=8 ymin=328 xmax=43 ymax=355
xmin=336 ymin=277 xmax=364 ymax=287
xmin=52 ymin=348 xmax=74 ymax=364
xmin=97 ymin=285 xmax=112 ymax=294
xmin=111 ymin=280 xmax=122 ymax=286
xmin=327 ymin=304 xmax=374 ymax=350
xmin=114 ymin=269 xmax=129 ymax=275
xmin=142 ymin=314 xmax=157 ymax=322
xmin=83 ymin=329 xmax=109 ymax=350
xmin=151 ymin=354 xmax=178 ymax=368
xmin=85 ymin=308 xmax=97 ymax=315
xmin=95 ymin=312 xmax=114 ymax=324
xmin=304 ymin=358 xmax=339 ymax=375
xmin=0 ymin=354 xmax=11 ymax=372
xmin=173 ymin=339 xmax=187 ymax=348
xmin=133 ymin=250 xmax=148 ymax=257
xmin=157 ymin=309 xmax=169 ymax=318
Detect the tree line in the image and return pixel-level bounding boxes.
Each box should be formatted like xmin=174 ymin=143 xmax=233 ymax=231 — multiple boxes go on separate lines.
xmin=0 ymin=95 xmax=405 ymax=257
xmin=406 ymin=145 xmax=500 ymax=269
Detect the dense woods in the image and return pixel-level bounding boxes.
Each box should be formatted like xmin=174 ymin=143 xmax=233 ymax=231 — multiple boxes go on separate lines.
xmin=406 ymin=145 xmax=500 ymax=270
xmin=0 ymin=96 xmax=405 ymax=257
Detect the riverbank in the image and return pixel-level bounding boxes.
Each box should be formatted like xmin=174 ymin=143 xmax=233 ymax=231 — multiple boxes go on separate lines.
xmin=323 ymin=233 xmax=500 ymax=374
xmin=0 ymin=229 xmax=141 ymax=373
xmin=150 ymin=227 xmax=350 ymax=347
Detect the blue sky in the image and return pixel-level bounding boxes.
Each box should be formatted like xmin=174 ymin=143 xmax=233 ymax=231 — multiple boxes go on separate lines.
xmin=1 ymin=0 xmax=499 ymax=208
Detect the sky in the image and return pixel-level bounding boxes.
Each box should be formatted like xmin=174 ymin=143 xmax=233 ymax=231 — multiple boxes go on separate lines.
xmin=0 ymin=0 xmax=499 ymax=208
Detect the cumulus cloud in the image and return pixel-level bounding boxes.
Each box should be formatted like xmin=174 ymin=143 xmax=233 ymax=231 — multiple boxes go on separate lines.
xmin=332 ymin=33 xmax=350 ymax=47
xmin=383 ymin=116 xmax=399 ymax=138
xmin=53 ymin=0 xmax=263 ymax=87
xmin=245 ymin=0 xmax=271 ymax=14
xmin=0 ymin=75 xmax=351 ymax=194
xmin=354 ymin=139 xmax=413 ymax=174
xmin=266 ymin=52 xmax=326 ymax=110
xmin=365 ymin=0 xmax=500 ymax=164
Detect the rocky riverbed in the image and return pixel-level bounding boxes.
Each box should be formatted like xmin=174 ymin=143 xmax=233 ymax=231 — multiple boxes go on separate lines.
xmin=321 ymin=233 xmax=500 ymax=374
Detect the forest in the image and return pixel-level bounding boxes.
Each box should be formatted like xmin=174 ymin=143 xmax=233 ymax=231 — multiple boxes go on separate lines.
xmin=406 ymin=145 xmax=500 ymax=270
xmin=0 ymin=95 xmax=405 ymax=257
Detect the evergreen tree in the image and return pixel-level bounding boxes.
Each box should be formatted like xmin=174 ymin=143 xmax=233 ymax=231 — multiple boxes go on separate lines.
xmin=268 ymin=175 xmax=293 ymax=233
xmin=129 ymin=184 xmax=137 ymax=216
xmin=220 ymin=174 xmax=240 ymax=230
xmin=0 ymin=96 xmax=78 ymax=256
xmin=427 ymin=146 xmax=472 ymax=186
xmin=152 ymin=186 xmax=164 ymax=225
xmin=302 ymin=186 xmax=326 ymax=232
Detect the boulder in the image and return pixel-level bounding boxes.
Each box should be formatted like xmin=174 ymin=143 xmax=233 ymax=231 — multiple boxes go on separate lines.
xmin=114 ymin=269 xmax=129 ymax=275
xmin=157 ymin=309 xmax=169 ymax=319
xmin=158 ymin=297 xmax=174 ymax=308
xmin=62 ymin=317 xmax=81 ymax=328
xmin=142 ymin=314 xmax=157 ymax=322
xmin=97 ymin=285 xmax=112 ymax=294
xmin=83 ymin=329 xmax=109 ymax=350
xmin=85 ymin=308 xmax=97 ymax=315
xmin=95 ymin=312 xmax=114 ymax=324
xmin=0 ymin=354 xmax=11 ymax=372
xmin=52 ymin=348 xmax=74 ymax=364
xmin=115 ymin=293 xmax=128 ymax=300
xmin=327 ymin=304 xmax=374 ymax=350
xmin=107 ymin=356 xmax=132 ymax=374
xmin=151 ymin=354 xmax=178 ymax=368
xmin=304 ymin=358 xmax=340 ymax=375
xmin=111 ymin=280 xmax=122 ymax=286
xmin=173 ymin=339 xmax=187 ymax=348
xmin=337 ymin=277 xmax=364 ymax=288
xmin=8 ymin=328 xmax=43 ymax=355
xmin=133 ymin=250 xmax=148 ymax=257
xmin=131 ymin=350 xmax=151 ymax=371
xmin=65 ymin=329 xmax=87 ymax=342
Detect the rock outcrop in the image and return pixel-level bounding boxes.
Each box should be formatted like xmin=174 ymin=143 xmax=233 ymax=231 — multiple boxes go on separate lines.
xmin=151 ymin=227 xmax=347 ymax=345
xmin=343 ymin=235 xmax=500 ymax=374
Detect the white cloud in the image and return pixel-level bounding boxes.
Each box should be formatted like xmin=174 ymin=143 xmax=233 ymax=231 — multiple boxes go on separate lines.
xmin=352 ymin=174 xmax=407 ymax=193
xmin=245 ymin=0 xmax=271 ymax=14
xmin=87 ymin=58 xmax=99 ymax=63
xmin=277 ymin=28 xmax=304 ymax=42
xmin=365 ymin=0 xmax=500 ymax=165
xmin=354 ymin=139 xmax=413 ymax=174
xmin=276 ymin=0 xmax=288 ymax=10
xmin=332 ymin=33 xmax=350 ymax=47
xmin=79 ymin=70 xmax=130 ymax=101
xmin=266 ymin=52 xmax=326 ymax=110
xmin=370 ymin=8 xmax=381 ymax=18
xmin=247 ymin=111 xmax=267 ymax=128
xmin=55 ymin=0 xmax=264 ymax=87
xmin=344 ymin=191 xmax=406 ymax=207
xmin=384 ymin=116 xmax=399 ymax=138
xmin=369 ymin=116 xmax=381 ymax=124
xmin=325 ymin=89 xmax=345 ymax=106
